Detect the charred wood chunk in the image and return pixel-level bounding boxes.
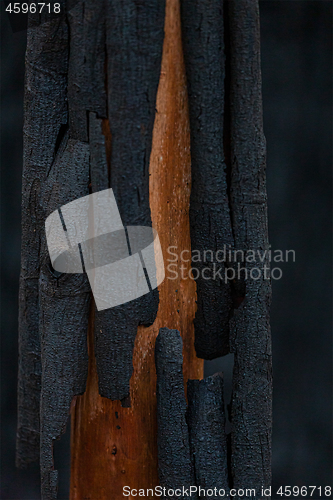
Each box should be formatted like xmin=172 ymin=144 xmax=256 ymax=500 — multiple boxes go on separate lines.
xmin=155 ymin=328 xmax=196 ymax=500
xmin=93 ymin=0 xmax=165 ymax=402
xmin=228 ymin=0 xmax=272 ymax=497
xmin=94 ymin=290 xmax=158 ymax=402
xmin=106 ymin=0 xmax=165 ymax=227
xmin=17 ymin=7 xmax=69 ymax=468
xmin=187 ymin=373 xmax=229 ymax=498
xmin=181 ymin=0 xmax=234 ymax=360
xmin=39 ymin=138 xmax=91 ymax=499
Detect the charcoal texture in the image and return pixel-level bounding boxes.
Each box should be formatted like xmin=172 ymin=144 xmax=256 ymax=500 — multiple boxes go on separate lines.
xmin=228 ymin=1 xmax=272 ymax=497
xmin=93 ymin=0 xmax=165 ymax=402
xmin=39 ymin=138 xmax=91 ymax=499
xmin=67 ymin=0 xmax=107 ymax=141
xmin=155 ymin=328 xmax=196 ymax=500
xmin=181 ymin=0 xmax=234 ymax=360
xmin=17 ymin=6 xmax=69 ymax=469
xmin=18 ymin=2 xmax=165 ymax=496
xmin=187 ymin=374 xmax=229 ymax=497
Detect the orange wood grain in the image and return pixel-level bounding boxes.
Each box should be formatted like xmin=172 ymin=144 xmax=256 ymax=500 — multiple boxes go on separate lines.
xmin=70 ymin=1 xmax=203 ymax=498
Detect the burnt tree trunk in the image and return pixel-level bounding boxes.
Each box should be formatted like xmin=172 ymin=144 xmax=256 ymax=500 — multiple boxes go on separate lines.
xmin=17 ymin=0 xmax=271 ymax=498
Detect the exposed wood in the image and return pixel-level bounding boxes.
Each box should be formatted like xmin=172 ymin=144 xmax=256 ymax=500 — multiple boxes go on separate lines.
xmin=180 ymin=0 xmax=234 ymax=360
xmin=228 ymin=1 xmax=272 ymax=497
xmin=70 ymin=1 xmax=203 ymax=497
xmin=187 ymin=373 xmax=229 ymax=497
xmin=155 ymin=328 xmax=195 ymax=497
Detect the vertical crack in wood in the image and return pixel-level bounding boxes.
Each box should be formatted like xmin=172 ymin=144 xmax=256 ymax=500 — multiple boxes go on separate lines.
xmin=180 ymin=0 xmax=234 ymax=360
xmin=228 ymin=1 xmax=272 ymax=497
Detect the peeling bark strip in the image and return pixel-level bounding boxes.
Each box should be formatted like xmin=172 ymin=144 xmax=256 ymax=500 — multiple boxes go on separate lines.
xmin=228 ymin=1 xmax=272 ymax=497
xmin=17 ymin=7 xmax=69 ymax=468
xmin=187 ymin=374 xmax=229 ymax=497
xmin=93 ymin=0 xmax=165 ymax=402
xmin=35 ymin=0 xmax=110 ymax=494
xmin=180 ymin=0 xmax=234 ymax=360
xmin=39 ymin=138 xmax=91 ymax=499
xmin=155 ymin=328 xmax=196 ymax=500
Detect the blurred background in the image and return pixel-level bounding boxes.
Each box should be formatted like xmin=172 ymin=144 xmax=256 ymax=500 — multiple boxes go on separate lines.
xmin=1 ymin=1 xmax=332 ymax=498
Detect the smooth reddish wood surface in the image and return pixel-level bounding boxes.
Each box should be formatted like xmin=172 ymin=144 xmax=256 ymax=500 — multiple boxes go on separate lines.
xmin=70 ymin=1 xmax=203 ymax=498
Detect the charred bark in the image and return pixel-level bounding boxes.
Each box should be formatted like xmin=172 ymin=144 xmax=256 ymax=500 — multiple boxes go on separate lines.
xmin=187 ymin=374 xmax=229 ymax=497
xmin=18 ymin=1 xmax=165 ymax=497
xmin=93 ymin=0 xmax=165 ymax=402
xmin=180 ymin=0 xmax=234 ymax=360
xmin=17 ymin=6 xmax=69 ymax=468
xmin=39 ymin=137 xmax=91 ymax=499
xmin=228 ymin=1 xmax=272 ymax=497
xmin=18 ymin=0 xmax=272 ymax=496
xmin=155 ymin=328 xmax=196 ymax=499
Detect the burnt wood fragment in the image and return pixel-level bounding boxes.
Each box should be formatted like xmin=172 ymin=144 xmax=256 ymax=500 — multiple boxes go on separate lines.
xmin=187 ymin=373 xmax=229 ymax=497
xmin=93 ymin=0 xmax=165 ymax=402
xmin=39 ymin=138 xmax=91 ymax=499
xmin=180 ymin=0 xmax=234 ymax=360
xmin=155 ymin=328 xmax=196 ymax=499
xmin=228 ymin=1 xmax=272 ymax=497
xmin=17 ymin=8 xmax=69 ymax=468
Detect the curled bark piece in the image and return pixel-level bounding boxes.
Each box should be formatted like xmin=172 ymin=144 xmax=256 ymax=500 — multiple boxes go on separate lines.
xmin=39 ymin=138 xmax=91 ymax=499
xmin=93 ymin=0 xmax=165 ymax=402
xmin=17 ymin=8 xmax=69 ymax=468
xmin=181 ymin=0 xmax=234 ymax=360
xmin=155 ymin=328 xmax=196 ymax=499
xmin=187 ymin=373 xmax=229 ymax=497
xmin=228 ymin=1 xmax=272 ymax=497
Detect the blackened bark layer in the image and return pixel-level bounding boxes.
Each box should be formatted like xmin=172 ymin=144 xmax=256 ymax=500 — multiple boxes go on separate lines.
xmin=17 ymin=8 xmax=69 ymax=468
xmin=18 ymin=2 xmax=165 ymax=488
xmin=67 ymin=0 xmax=107 ymax=141
xmin=36 ymin=0 xmax=109 ymax=494
xmin=155 ymin=328 xmax=196 ymax=500
xmin=93 ymin=0 xmax=165 ymax=401
xmin=181 ymin=0 xmax=234 ymax=360
xmin=228 ymin=1 xmax=272 ymax=497
xmin=187 ymin=373 xmax=229 ymax=497
xmin=39 ymin=138 xmax=91 ymax=499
